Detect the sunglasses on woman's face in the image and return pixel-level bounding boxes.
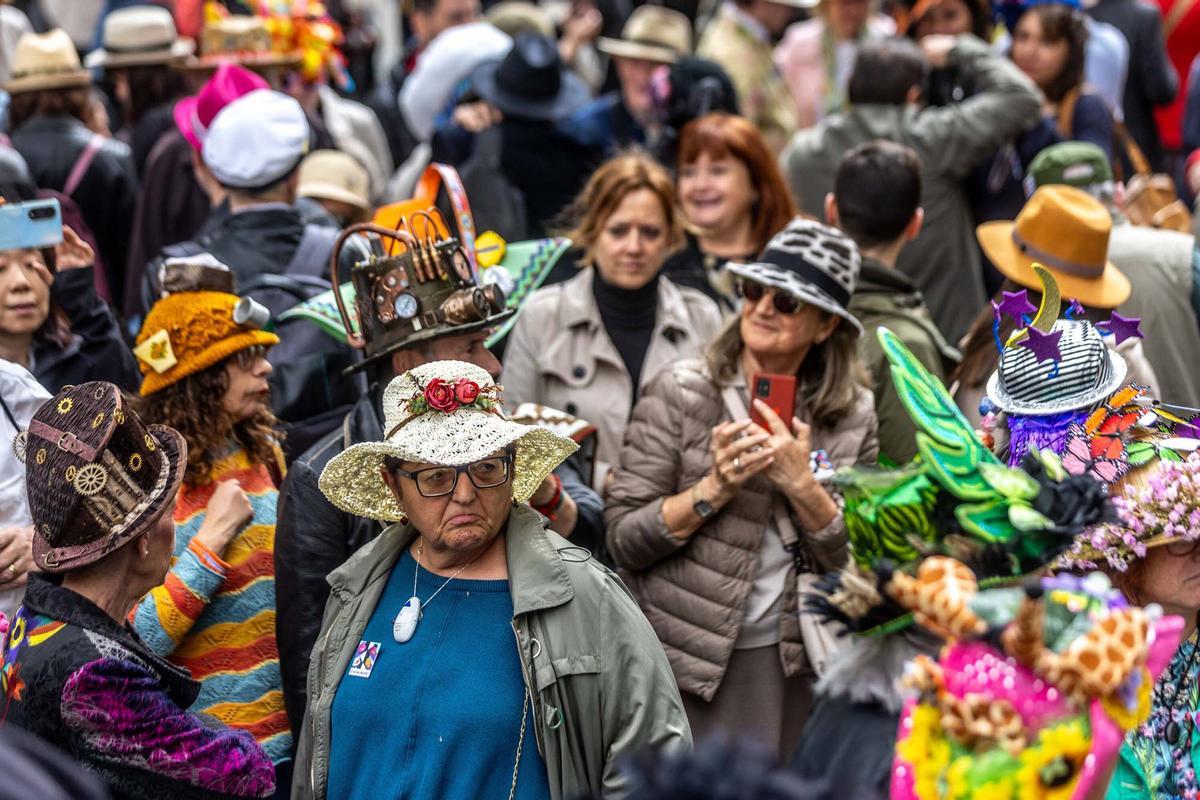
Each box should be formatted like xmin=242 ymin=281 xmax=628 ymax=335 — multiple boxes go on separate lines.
xmin=737 ymin=279 xmax=806 ymax=315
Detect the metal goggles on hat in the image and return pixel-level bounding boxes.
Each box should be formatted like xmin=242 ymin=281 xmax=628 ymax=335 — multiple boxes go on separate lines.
xmin=16 ymin=382 xmax=186 ymax=572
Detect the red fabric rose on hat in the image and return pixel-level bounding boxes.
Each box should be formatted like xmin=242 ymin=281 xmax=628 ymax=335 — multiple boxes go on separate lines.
xmin=424 ymin=378 xmax=459 ymax=412
xmin=454 ymin=379 xmax=481 ymax=405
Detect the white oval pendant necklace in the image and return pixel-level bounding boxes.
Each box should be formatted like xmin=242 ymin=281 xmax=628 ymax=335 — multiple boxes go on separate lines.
xmin=393 ymin=540 xmax=477 ymax=643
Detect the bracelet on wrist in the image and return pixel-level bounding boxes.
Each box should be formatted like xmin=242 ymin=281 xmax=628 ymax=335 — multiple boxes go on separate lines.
xmin=533 ymin=474 xmax=565 ymax=520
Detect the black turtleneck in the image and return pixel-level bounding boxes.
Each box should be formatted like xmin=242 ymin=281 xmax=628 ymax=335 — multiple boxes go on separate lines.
xmin=592 ymin=268 xmax=660 ymax=397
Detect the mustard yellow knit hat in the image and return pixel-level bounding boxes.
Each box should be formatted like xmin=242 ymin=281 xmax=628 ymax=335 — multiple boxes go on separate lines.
xmin=135 ymin=291 xmax=280 ymax=396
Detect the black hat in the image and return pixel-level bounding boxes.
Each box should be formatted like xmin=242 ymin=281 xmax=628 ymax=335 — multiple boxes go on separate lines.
xmin=470 ymin=33 xmax=590 ymax=122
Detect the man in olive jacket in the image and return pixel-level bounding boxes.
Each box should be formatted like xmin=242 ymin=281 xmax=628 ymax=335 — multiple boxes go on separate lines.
xmin=828 ymin=141 xmax=960 ymax=464
xmin=781 ymin=34 xmax=1042 ymax=342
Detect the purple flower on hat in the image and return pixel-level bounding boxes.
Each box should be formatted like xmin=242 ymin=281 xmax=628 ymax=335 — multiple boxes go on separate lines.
xmin=1019 ymin=325 xmax=1063 ymax=364
xmin=995 ymin=290 xmax=1037 ymax=326
xmin=1097 ymin=312 xmax=1144 ymax=346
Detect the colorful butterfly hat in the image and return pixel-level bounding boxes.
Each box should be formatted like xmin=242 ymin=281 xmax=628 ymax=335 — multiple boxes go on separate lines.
xmin=889 ymin=559 xmax=1183 ymax=800
xmin=981 ymin=265 xmax=1200 ymax=492
xmin=808 ymin=328 xmax=1111 ymax=643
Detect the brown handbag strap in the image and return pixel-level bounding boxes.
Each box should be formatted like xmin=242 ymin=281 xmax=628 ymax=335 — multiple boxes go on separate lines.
xmin=1056 ymin=87 xmax=1080 ymax=139
xmin=1115 ymin=120 xmax=1153 ymax=177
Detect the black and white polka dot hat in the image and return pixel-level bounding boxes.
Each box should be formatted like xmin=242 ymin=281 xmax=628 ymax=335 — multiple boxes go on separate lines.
xmin=726 ymin=217 xmax=863 ymax=336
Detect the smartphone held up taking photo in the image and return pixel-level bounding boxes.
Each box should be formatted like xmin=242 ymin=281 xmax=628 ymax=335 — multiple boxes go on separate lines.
xmin=749 ymin=373 xmax=796 ymax=431
xmin=0 ymin=198 xmax=63 ymax=253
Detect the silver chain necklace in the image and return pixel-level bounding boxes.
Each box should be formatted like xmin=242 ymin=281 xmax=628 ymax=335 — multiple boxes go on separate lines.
xmin=392 ymin=540 xmax=477 ymax=643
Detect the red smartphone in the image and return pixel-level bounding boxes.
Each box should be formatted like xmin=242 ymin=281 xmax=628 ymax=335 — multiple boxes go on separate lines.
xmin=749 ymin=373 xmax=796 ymax=431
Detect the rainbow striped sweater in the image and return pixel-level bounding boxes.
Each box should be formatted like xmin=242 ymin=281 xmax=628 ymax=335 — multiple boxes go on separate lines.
xmin=133 ymin=445 xmax=292 ymax=765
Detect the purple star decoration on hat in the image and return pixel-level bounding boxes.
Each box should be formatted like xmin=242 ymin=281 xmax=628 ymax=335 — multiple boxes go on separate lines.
xmin=995 ymin=290 xmax=1037 ymax=326
xmin=1098 ymin=312 xmax=1144 ymax=346
xmin=1019 ymin=325 xmax=1063 ymax=364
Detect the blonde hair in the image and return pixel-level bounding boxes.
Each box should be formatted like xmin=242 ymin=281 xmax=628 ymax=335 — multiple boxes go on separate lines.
xmin=560 ymin=150 xmax=686 ymax=267
xmin=705 ymin=315 xmax=869 ymax=429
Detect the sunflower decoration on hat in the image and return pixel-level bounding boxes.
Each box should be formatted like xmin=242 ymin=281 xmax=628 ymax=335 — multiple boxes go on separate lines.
xmin=133 ymin=255 xmax=279 ymax=396
xmin=318 ymin=361 xmax=577 ymax=521
xmin=806 ymin=327 xmax=1112 ymax=642
xmin=888 ymin=561 xmax=1184 ymax=800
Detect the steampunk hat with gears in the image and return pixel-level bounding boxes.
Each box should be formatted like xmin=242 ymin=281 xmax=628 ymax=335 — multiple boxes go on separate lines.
xmin=330 ymin=164 xmax=511 ymax=373
xmin=17 ymin=382 xmax=186 ymax=572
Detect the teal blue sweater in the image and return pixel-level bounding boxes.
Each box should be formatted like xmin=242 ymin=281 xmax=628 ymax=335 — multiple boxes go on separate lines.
xmin=328 ymin=549 xmax=551 ymax=799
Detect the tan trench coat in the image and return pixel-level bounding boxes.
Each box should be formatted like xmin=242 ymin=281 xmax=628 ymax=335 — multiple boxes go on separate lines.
xmin=501 ymin=268 xmax=724 ymax=490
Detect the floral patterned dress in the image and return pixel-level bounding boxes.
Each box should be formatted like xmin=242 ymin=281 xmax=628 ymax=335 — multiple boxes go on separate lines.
xmin=1109 ymin=630 xmax=1200 ymax=800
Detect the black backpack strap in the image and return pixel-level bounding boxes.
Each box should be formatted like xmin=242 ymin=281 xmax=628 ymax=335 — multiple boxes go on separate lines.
xmin=284 ymin=224 xmax=340 ymax=279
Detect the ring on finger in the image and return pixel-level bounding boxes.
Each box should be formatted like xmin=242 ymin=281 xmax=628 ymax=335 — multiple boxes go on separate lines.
xmin=733 ymin=457 xmax=743 ymax=473
xmin=5 ymin=564 xmax=15 ymax=578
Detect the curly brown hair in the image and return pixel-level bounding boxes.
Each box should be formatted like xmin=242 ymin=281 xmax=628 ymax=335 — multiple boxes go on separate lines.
xmin=133 ymin=361 xmax=280 ymax=486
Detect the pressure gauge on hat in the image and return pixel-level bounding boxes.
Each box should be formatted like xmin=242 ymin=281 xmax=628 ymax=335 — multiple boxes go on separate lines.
xmin=452 ymin=248 xmax=474 ymax=284
xmin=394 ymin=292 xmax=419 ymax=320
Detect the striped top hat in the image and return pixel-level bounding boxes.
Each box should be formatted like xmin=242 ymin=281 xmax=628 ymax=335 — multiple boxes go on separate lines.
xmin=987 ymin=319 xmax=1127 ymax=416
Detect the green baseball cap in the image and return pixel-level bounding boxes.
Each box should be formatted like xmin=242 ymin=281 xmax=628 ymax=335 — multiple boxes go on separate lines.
xmin=1027 ymin=142 xmax=1114 ymax=190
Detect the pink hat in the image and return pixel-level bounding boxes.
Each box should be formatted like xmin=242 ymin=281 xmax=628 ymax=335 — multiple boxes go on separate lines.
xmin=173 ymin=61 xmax=268 ymax=152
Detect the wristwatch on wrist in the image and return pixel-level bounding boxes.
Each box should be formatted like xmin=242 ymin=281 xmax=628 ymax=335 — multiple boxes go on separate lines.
xmin=691 ymin=479 xmax=717 ymax=521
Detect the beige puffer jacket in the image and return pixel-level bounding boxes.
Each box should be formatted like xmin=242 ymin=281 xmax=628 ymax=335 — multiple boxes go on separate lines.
xmin=604 ymin=359 xmax=879 ymax=701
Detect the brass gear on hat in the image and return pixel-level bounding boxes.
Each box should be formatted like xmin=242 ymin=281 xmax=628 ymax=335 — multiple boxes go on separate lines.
xmin=73 ymin=464 xmax=108 ymax=496
xmin=35 ymin=448 xmax=46 ymax=465
xmin=57 ymin=397 xmax=73 ymax=414
xmin=91 ymin=412 xmax=106 ymax=429
xmin=129 ymin=453 xmax=143 ymax=473
xmin=144 ymin=435 xmax=156 ymax=451
xmin=65 ymin=465 xmax=77 ymax=483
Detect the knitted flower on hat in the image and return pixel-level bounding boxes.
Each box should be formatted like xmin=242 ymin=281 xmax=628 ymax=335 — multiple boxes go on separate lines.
xmin=135 ymin=291 xmax=279 ymax=396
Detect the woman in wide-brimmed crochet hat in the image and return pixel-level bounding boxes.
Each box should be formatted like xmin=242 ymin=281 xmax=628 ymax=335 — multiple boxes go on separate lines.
xmin=128 ymin=258 xmax=294 ymax=777
xmin=2 ymin=381 xmax=275 ymax=799
xmin=294 ymin=359 xmax=691 ymax=800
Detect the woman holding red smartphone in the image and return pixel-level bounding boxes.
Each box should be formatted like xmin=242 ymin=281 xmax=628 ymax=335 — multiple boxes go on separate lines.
xmin=606 ymin=218 xmax=878 ymax=757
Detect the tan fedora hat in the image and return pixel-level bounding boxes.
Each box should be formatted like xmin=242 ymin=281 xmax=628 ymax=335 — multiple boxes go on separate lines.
xmin=485 ymin=1 xmax=555 ymax=38
xmin=297 ymin=149 xmax=372 ymax=212
xmin=5 ymin=29 xmax=92 ymax=94
xmin=598 ymin=6 xmax=691 ymax=64
xmin=976 ymin=184 xmax=1130 ymax=309
xmin=84 ymin=6 xmax=195 ymax=70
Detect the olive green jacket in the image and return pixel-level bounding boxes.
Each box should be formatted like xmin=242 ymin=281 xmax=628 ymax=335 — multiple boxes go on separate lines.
xmin=291 ymin=505 xmax=691 ymax=799
xmin=850 ymin=259 xmax=960 ymax=464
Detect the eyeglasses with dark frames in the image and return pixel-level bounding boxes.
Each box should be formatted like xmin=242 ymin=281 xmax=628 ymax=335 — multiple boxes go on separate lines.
xmin=737 ymin=279 xmax=806 ymax=315
xmin=391 ymin=454 xmax=514 ymax=498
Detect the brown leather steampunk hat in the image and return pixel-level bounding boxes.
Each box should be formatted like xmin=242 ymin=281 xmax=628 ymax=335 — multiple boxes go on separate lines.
xmin=332 ymin=211 xmax=512 ymax=374
xmin=16 ymin=382 xmax=186 ymax=572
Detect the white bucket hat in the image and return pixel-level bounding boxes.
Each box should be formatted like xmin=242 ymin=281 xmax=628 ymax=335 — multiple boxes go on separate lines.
xmin=318 ymin=361 xmax=577 ymax=521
